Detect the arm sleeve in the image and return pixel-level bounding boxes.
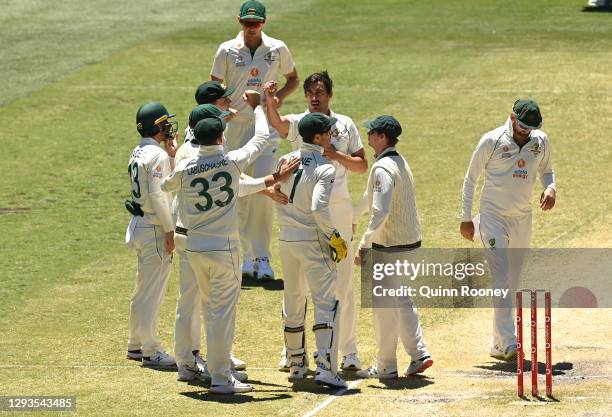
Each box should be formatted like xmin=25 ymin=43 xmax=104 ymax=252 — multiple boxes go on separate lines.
xmin=311 ymin=165 xmax=336 ymax=238
xmin=210 ymin=44 xmax=227 ymax=80
xmin=149 ymin=153 xmax=174 ymax=232
xmin=286 ymin=115 xmax=301 ymax=147
xmin=538 ymin=137 xmax=556 ymax=191
xmin=460 ymin=134 xmax=495 ymax=221
xmin=238 ymin=174 xmax=266 ymax=197
xmin=228 ymin=106 xmax=270 ymax=171
xmin=279 ymin=43 xmax=295 ymax=76
xmin=161 ymin=158 xmax=188 ymax=194
xmin=358 ymin=168 xmax=394 ymax=250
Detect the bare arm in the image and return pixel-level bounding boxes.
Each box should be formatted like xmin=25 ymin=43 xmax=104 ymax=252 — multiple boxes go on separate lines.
xmin=263 ymin=80 xmax=291 ymax=137
xmin=323 ymin=147 xmax=368 ymax=173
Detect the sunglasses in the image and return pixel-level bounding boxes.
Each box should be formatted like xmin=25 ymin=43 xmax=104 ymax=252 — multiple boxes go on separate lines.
xmin=240 ymin=20 xmax=263 ymax=28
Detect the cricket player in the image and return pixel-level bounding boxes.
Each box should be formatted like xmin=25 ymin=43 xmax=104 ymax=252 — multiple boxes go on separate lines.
xmin=211 ymin=0 xmax=299 ymax=280
xmin=124 ymin=102 xmax=178 ymax=367
xmin=264 ymin=71 xmax=368 ymax=372
xmin=353 ymin=115 xmax=433 ymax=379
xmin=460 ymin=99 xmax=556 ymax=361
xmin=276 ymin=112 xmax=349 ymax=389
xmin=173 ymin=103 xmax=298 ymax=383
xmin=183 ymin=81 xmax=236 ymax=144
xmin=162 ymin=91 xmax=270 ymax=394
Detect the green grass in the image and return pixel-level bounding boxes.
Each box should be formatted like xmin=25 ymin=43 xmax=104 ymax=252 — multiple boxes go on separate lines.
xmin=1 ymin=0 xmax=611 ymax=416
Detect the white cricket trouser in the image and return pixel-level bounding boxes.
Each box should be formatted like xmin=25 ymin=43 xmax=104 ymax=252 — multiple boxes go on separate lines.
xmin=226 ymin=119 xmax=279 ymax=261
xmin=330 ymin=198 xmax=358 ymax=356
xmin=478 ymin=212 xmax=532 ymax=349
xmin=127 ymin=220 xmax=171 ymax=357
xmin=372 ymin=292 xmax=429 ymax=372
xmin=173 ymin=232 xmax=203 ymax=367
xmin=186 ymin=247 xmax=241 ymax=386
xmin=280 ymin=232 xmax=339 ymax=368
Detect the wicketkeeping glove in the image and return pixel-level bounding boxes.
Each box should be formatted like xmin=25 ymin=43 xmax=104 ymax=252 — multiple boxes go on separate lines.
xmin=329 ymin=230 xmax=348 ymax=263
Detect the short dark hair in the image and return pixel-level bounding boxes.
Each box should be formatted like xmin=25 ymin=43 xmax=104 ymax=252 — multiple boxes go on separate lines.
xmin=303 ymin=70 xmax=333 ymax=95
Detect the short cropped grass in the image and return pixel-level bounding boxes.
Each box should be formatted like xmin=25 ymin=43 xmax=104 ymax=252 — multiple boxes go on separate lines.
xmin=1 ymin=0 xmax=611 ymax=416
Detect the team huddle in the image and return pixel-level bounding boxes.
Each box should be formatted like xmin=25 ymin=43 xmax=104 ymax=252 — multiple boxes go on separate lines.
xmin=123 ymin=1 xmax=556 ymax=395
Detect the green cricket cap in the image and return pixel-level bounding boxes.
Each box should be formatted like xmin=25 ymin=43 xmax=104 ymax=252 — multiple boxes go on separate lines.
xmin=195 ymin=81 xmax=235 ymax=104
xmin=513 ymin=99 xmax=542 ymax=129
xmin=193 ymin=117 xmax=226 ymax=144
xmin=189 ymin=104 xmax=230 ymax=128
xmin=364 ymin=115 xmax=402 ymax=139
xmin=239 ymin=1 xmax=266 ymax=21
xmin=298 ymin=113 xmax=337 ymax=140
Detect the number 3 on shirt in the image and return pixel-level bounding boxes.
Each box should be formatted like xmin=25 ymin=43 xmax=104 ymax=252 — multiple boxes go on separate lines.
xmin=128 ymin=162 xmax=141 ymax=199
xmin=288 ymin=168 xmax=303 ymax=204
xmin=190 ymin=171 xmax=235 ymax=212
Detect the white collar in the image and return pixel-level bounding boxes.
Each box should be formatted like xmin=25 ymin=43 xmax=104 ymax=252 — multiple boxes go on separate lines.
xmin=198 ymin=145 xmax=225 ymax=155
xmin=300 ymin=142 xmax=324 ymax=154
xmin=140 ymin=137 xmax=160 ymax=147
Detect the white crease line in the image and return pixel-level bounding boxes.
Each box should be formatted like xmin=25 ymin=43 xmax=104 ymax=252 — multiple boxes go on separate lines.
xmin=302 ymin=379 xmax=363 ymax=417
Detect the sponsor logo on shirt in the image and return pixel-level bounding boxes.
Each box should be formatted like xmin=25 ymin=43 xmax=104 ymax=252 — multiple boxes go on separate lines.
xmin=374 ymin=179 xmax=382 ymax=192
xmin=235 ymin=55 xmax=246 ymax=67
xmin=513 ymin=169 xmax=528 ymax=179
xmin=517 ymin=159 xmax=526 ymax=169
xmin=530 ymin=142 xmax=541 ymax=156
xmin=264 ymin=51 xmax=278 ymax=63
xmin=247 ymin=78 xmax=262 ymax=88
xmin=502 ymin=145 xmax=509 ymax=152
xmin=250 ymin=67 xmax=260 ymax=77
xmin=501 ymin=152 xmax=511 ymax=158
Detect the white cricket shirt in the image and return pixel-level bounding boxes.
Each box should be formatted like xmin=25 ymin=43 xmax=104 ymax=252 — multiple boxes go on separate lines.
xmin=461 ymin=117 xmax=556 ymax=221
xmin=211 ymin=31 xmax=295 ymax=123
xmin=127 ymin=137 xmax=174 ymax=231
xmin=285 ymin=110 xmax=363 ymax=200
xmin=161 ymin=106 xmax=269 ymax=250
xmin=276 ymin=143 xmax=336 ymax=241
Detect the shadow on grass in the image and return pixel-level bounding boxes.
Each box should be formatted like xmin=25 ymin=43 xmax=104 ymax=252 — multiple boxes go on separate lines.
xmin=141 ymin=365 xmax=178 ymax=373
xmin=369 ymin=375 xmax=435 ymax=390
xmin=582 ymin=5 xmax=612 ymax=12
xmin=289 ymin=378 xmax=361 ymax=395
xmin=180 ymin=391 xmax=292 ymax=404
xmin=475 ymin=360 xmax=572 ymax=376
xmin=241 ymin=276 xmax=284 ymax=291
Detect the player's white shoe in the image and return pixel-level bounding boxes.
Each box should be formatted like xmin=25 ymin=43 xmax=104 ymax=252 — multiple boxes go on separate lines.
xmin=242 ymin=259 xmax=255 ymax=279
xmin=288 ymin=364 xmax=309 ymax=381
xmin=126 ymin=349 xmax=142 ymax=360
xmin=490 ymin=344 xmax=518 ymax=361
xmin=315 ymin=366 xmax=348 ymax=388
xmin=177 ymin=363 xmax=210 ymax=382
xmin=356 ymin=365 xmax=398 ymax=379
xmin=231 ymin=354 xmax=247 ymax=371
xmin=194 ymin=352 xmax=207 ymax=372
xmin=341 ymin=353 xmax=362 ymax=371
xmin=254 ymin=257 xmax=274 ymax=281
xmin=278 ymin=354 xmax=290 ymax=372
xmin=209 ymin=375 xmax=253 ymax=394
xmin=404 ymin=355 xmax=434 ymax=376
xmin=142 ymin=351 xmax=176 ymax=367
